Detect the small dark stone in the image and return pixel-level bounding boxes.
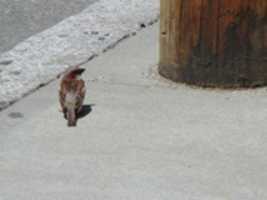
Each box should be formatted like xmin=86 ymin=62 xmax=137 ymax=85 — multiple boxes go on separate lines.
xmin=0 ymin=60 xmax=13 ymax=65
xmin=8 ymin=112 xmax=24 ymax=119
xmin=98 ymin=37 xmax=105 ymax=41
xmin=140 ymin=23 xmax=146 ymax=28
xmin=104 ymin=33 xmax=110 ymax=37
xmin=148 ymin=21 xmax=154 ymax=26
xmin=38 ymin=83 xmax=46 ymax=88
xmin=91 ymin=31 xmax=99 ymax=35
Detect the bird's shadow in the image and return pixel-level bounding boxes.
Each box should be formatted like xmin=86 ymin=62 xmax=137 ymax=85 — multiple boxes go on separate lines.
xmin=63 ymin=104 xmax=95 ymax=127
xmin=64 ymin=104 xmax=95 ymax=120
xmin=77 ymin=104 xmax=95 ymax=119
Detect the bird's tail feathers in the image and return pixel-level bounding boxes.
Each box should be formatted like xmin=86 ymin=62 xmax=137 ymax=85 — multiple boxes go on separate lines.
xmin=67 ymin=108 xmax=76 ymax=127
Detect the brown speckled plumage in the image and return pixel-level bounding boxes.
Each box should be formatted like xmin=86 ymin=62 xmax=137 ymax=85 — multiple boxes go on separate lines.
xmin=59 ymin=68 xmax=86 ymax=126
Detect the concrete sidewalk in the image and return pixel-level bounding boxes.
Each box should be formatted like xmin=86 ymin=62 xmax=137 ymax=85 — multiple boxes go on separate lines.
xmin=0 ymin=23 xmax=267 ymax=200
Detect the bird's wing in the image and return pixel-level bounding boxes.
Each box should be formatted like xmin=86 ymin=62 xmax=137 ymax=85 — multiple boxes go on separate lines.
xmin=59 ymin=80 xmax=69 ymax=111
xmin=75 ymin=80 xmax=86 ymax=112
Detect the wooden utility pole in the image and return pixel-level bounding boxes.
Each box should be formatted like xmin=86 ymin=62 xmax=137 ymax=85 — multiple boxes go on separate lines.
xmin=159 ymin=0 xmax=267 ymax=88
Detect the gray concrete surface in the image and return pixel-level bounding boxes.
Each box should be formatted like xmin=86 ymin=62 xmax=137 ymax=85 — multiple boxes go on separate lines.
xmin=0 ymin=0 xmax=159 ymax=110
xmin=0 ymin=23 xmax=267 ymax=200
xmin=0 ymin=0 xmax=97 ymax=54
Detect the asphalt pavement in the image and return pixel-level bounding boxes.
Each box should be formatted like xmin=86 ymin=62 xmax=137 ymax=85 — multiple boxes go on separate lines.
xmin=0 ymin=23 xmax=267 ymax=200
xmin=0 ymin=0 xmax=97 ymax=54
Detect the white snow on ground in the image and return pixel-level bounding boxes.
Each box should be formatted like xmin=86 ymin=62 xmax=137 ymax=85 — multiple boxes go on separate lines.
xmin=0 ymin=0 xmax=159 ymax=110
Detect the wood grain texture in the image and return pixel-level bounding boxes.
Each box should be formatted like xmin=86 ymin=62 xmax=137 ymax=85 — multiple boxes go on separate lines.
xmin=159 ymin=0 xmax=267 ymax=88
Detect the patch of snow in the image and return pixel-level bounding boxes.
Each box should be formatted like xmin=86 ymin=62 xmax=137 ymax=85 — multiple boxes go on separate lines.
xmin=0 ymin=0 xmax=159 ymax=110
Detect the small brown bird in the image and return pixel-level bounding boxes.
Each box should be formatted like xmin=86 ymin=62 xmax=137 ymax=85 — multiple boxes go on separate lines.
xmin=59 ymin=67 xmax=86 ymax=126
